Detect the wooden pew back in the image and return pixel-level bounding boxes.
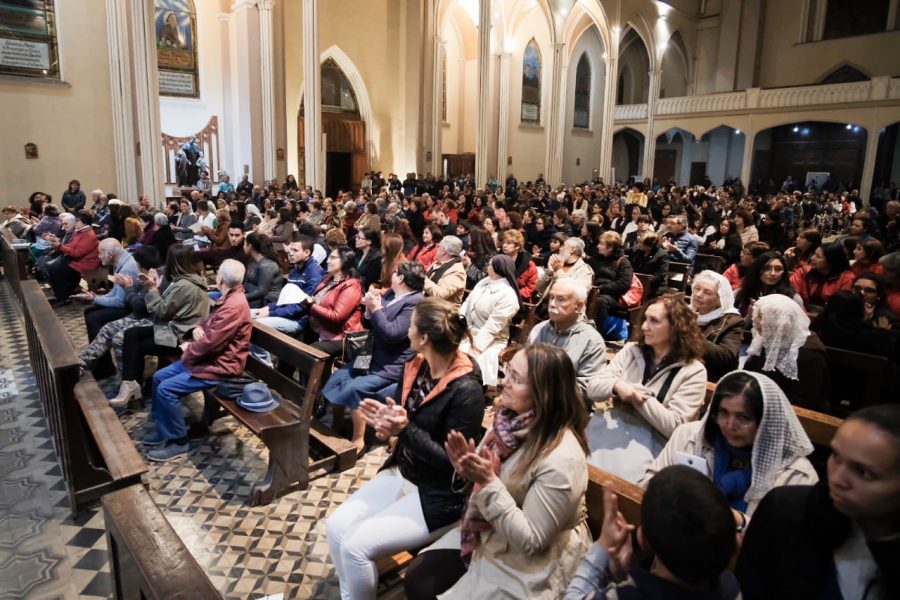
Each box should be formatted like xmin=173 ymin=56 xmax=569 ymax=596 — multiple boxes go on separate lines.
xmin=21 ymin=279 xmax=147 ymax=514
xmin=0 ymin=235 xmax=29 ymax=305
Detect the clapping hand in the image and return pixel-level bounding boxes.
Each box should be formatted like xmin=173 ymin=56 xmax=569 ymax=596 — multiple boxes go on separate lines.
xmin=359 ymin=397 xmax=408 ymax=440
xmin=113 ymin=273 xmax=133 ymax=288
xmin=363 ymin=289 xmax=382 ymax=313
xmin=445 ymin=430 xmax=496 ymax=485
xmin=597 ymin=489 xmax=635 ymax=582
xmin=139 ymin=269 xmax=160 ymax=290
xmin=192 ymin=327 xmax=206 ymax=341
xmin=547 ymin=253 xmax=563 ymax=272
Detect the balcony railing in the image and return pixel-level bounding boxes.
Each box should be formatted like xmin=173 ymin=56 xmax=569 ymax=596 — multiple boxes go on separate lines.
xmin=614 ymin=77 xmax=899 ymax=121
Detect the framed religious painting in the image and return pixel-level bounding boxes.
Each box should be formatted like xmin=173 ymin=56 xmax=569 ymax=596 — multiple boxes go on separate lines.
xmin=155 ymin=0 xmax=199 ymax=98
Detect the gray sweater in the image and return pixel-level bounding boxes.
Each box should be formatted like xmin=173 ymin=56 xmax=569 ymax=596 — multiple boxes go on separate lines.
xmin=527 ymin=317 xmax=608 ymax=401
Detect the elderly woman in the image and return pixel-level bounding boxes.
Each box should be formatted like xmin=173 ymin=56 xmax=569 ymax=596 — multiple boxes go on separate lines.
xmin=326 ymin=298 xmax=485 ymax=600
xmin=586 ymin=294 xmax=708 ymax=482
xmin=147 ymin=213 xmax=177 ymax=260
xmin=45 ymin=211 xmax=100 ymax=305
xmin=744 ymin=294 xmax=828 ymax=410
xmin=322 ymin=261 xmax=425 ymax=455
xmin=404 ymin=344 xmax=591 ymax=599
xmin=790 ymin=241 xmax=854 ymax=308
xmin=691 ymin=270 xmax=744 ymax=381
xmin=642 ymin=370 xmax=818 ymax=517
xmin=459 ymin=255 xmax=521 ymax=387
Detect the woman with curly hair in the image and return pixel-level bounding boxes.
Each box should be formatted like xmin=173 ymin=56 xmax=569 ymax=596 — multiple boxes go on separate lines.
xmin=586 ymin=294 xmax=708 ymax=482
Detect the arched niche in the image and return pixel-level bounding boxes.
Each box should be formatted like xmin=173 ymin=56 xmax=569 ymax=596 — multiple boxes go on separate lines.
xmin=873 ymin=121 xmax=900 ymax=202
xmin=817 ymin=64 xmax=871 ymax=85
xmin=612 ymin=127 xmax=646 ymax=182
xmin=617 ymin=27 xmax=650 ymax=104
xmin=659 ymin=30 xmax=690 ymax=99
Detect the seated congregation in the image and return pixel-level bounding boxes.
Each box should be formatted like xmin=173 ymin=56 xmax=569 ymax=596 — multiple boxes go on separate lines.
xmin=4 ymin=173 xmax=900 ymax=598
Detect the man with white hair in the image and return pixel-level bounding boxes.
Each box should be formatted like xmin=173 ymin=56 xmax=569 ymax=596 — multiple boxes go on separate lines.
xmin=661 ymin=213 xmax=699 ymax=265
xmin=423 ymin=235 xmax=467 ymax=306
xmin=76 ymin=238 xmax=141 ymax=375
xmin=144 ymin=259 xmax=252 ymax=461
xmin=534 ymin=236 xmax=595 ymax=300
xmin=527 ymin=278 xmax=607 ymax=408
xmin=45 ymin=211 xmax=100 ymax=305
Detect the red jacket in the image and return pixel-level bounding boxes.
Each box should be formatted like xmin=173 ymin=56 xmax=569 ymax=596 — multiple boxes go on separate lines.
xmin=60 ymin=227 xmax=100 ymax=273
xmin=850 ymin=260 xmax=883 ymax=276
xmin=309 ymin=275 xmax=364 ymax=341
xmin=516 ymin=259 xmax=539 ymax=301
xmin=723 ymin=263 xmax=742 ymax=290
xmin=182 ymin=285 xmax=252 ymax=380
xmin=409 ymin=243 xmax=439 ymax=270
xmin=886 ymin=287 xmax=900 ymax=317
xmin=790 ymin=266 xmax=854 ymax=307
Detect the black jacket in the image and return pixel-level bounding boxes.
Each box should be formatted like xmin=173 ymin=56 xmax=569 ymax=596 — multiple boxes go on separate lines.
xmin=356 ymin=249 xmax=383 ymax=291
xmin=700 ymin=313 xmax=744 ymax=382
xmin=383 ymin=351 xmax=485 ymax=531
xmin=588 ymin=251 xmax=634 ymax=298
xmin=629 ymin=246 xmax=669 ymax=298
xmin=737 ymin=481 xmax=900 ymax=600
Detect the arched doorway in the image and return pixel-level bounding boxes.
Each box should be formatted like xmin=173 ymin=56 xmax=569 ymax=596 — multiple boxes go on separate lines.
xmin=299 ymin=58 xmax=367 ymax=197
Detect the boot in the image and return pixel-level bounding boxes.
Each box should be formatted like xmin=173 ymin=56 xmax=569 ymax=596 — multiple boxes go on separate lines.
xmin=109 ymin=379 xmax=141 ymax=408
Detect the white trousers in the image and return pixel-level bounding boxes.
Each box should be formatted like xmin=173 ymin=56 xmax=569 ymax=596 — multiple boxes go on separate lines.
xmin=326 ymin=467 xmax=437 ymax=600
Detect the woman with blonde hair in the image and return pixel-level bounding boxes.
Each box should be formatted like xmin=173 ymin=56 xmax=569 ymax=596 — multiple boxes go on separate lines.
xmin=404 ymin=344 xmax=591 ymax=599
xmin=586 ymin=294 xmax=708 ymax=482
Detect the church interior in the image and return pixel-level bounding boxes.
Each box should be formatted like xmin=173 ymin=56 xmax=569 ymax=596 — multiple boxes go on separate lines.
xmin=1 ymin=0 xmax=899 ymax=598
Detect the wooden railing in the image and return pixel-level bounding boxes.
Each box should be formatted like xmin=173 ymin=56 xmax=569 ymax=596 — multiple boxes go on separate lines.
xmin=0 ymin=235 xmax=29 ymax=305
xmin=20 ymin=279 xmax=146 ymax=514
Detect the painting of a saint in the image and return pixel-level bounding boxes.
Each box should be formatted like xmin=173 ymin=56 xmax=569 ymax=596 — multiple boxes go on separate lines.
xmin=158 ymin=11 xmax=185 ymax=49
xmin=521 ymin=40 xmax=541 ymax=122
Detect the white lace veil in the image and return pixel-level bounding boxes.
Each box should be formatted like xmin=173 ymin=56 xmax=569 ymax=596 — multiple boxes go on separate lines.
xmin=746 ymin=294 xmax=810 ymax=380
xmin=691 ymin=270 xmax=740 ymax=326
xmin=694 ymin=370 xmax=814 ymax=503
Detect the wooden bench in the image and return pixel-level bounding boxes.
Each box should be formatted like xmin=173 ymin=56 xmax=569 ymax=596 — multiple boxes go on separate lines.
xmin=0 ymin=235 xmax=30 ymax=305
xmin=20 ymin=279 xmax=148 ymax=514
xmin=693 ymin=253 xmax=727 ymax=275
xmin=666 ymin=261 xmax=692 ymax=293
xmin=825 ymin=346 xmax=889 ymax=415
xmin=202 ymin=321 xmax=356 ymax=506
xmin=103 ymin=484 xmax=222 ymax=599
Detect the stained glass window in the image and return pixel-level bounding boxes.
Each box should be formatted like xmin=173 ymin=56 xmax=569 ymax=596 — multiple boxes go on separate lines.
xmin=0 ymin=0 xmax=59 ymax=79
xmin=521 ymin=39 xmax=541 ymax=123
xmin=155 ymin=0 xmax=199 ymax=98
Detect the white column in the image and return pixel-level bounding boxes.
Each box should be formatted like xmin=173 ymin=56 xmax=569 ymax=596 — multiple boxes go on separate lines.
xmin=130 ymin=0 xmax=164 ymax=202
xmin=495 ymin=52 xmax=511 ymax=185
xmin=545 ymin=42 xmax=567 ymax=187
xmin=474 ymin=0 xmax=492 ymax=187
xmin=860 ymin=119 xmax=882 ymax=207
xmin=642 ymin=68 xmax=662 ymax=181
xmin=431 ymin=36 xmax=445 ymax=176
xmin=740 ymin=130 xmax=756 ymax=189
xmin=598 ymin=36 xmax=619 ymax=183
xmin=258 ymin=0 xmax=277 ymax=180
xmin=302 ymin=0 xmax=322 ymax=189
xmin=105 ymin=0 xmax=137 ymax=202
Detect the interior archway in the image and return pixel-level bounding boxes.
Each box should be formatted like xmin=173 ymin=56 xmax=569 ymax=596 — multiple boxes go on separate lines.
xmin=612 ymin=128 xmax=646 ymax=182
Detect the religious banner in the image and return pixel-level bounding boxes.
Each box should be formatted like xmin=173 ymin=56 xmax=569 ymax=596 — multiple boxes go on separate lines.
xmin=155 ymin=0 xmax=198 ymax=98
xmin=0 ymin=0 xmax=58 ymax=78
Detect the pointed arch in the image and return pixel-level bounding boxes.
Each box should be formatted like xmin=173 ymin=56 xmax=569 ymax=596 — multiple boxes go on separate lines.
xmin=817 ymin=63 xmax=871 ymax=84
xmin=574 ymin=52 xmax=592 ymax=129
xmin=521 ymin=38 xmax=542 ymax=123
xmin=296 ymin=45 xmax=375 ymax=167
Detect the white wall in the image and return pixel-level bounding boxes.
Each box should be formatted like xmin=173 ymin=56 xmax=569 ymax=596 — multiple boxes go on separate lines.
xmin=159 ymin=1 xmax=226 ymax=173
xmin=505 ymin=9 xmax=552 ymax=182
xmin=659 ymin=44 xmax=688 ymax=99
xmin=0 ymin=1 xmax=117 ymax=203
xmin=562 ymin=28 xmax=606 ymax=185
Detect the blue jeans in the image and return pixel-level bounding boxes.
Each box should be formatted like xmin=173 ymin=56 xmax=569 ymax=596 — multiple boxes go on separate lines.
xmin=151 ymin=360 xmax=219 ymax=442
xmin=321 ymin=365 xmax=396 ymax=409
xmin=250 ymin=316 xmax=304 ymax=365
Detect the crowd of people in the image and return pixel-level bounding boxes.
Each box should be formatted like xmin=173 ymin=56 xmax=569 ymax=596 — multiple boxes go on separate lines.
xmin=2 ymin=170 xmax=899 ymax=598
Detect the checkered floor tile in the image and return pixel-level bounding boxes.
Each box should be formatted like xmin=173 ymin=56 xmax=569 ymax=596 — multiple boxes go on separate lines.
xmin=0 ymin=278 xmax=396 ymax=599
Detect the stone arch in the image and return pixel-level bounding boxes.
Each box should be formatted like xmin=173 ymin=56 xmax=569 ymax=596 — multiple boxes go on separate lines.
xmin=816 ymin=63 xmax=871 ymax=84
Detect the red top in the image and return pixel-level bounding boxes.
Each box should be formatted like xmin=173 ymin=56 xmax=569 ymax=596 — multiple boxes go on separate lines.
xmin=309 ymin=275 xmax=364 ymax=341
xmin=790 ymin=266 xmax=854 ymax=307
xmin=409 ymin=243 xmax=439 ymax=270
xmin=59 ymin=227 xmax=100 ymax=273
xmin=723 ymin=263 xmax=742 ymax=290
xmin=516 ymin=260 xmax=539 ymax=301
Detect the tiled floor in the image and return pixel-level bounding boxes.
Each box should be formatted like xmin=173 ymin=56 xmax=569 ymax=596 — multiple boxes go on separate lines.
xmin=0 ymin=279 xmax=392 ymax=599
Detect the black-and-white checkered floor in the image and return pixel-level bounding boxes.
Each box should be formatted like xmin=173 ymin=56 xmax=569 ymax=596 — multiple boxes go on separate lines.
xmin=0 ymin=279 xmax=391 ymax=599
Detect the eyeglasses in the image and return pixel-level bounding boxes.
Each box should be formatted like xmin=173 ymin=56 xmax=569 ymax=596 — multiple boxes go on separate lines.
xmin=852 ymin=285 xmax=877 ymax=295
xmin=713 ymin=411 xmax=756 ymax=429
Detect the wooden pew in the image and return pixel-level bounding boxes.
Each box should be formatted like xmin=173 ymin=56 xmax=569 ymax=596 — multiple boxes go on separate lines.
xmin=825 ymin=346 xmax=888 ymax=415
xmin=202 ymin=321 xmax=355 ymax=506
xmin=103 ymin=484 xmax=222 ymax=599
xmin=20 ymin=279 xmax=147 ymax=514
xmin=0 ymin=234 xmax=30 ymax=305
xmin=693 ymin=253 xmax=727 ymax=275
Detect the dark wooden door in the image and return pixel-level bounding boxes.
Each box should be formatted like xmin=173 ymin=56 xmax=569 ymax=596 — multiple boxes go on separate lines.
xmin=654 ymin=149 xmax=677 ymax=184
xmin=690 ymin=162 xmax=707 ymax=186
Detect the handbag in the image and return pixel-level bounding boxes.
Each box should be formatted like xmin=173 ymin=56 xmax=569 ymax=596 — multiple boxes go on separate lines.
xmin=342 ymin=330 xmax=373 ymax=376
xmin=617 ymin=257 xmax=644 ymax=308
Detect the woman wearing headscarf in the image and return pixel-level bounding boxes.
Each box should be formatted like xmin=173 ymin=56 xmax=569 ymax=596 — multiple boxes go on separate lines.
xmin=744 ymin=294 xmax=828 ymax=410
xmin=691 ymin=270 xmax=745 ymax=381
xmin=642 ymin=370 xmax=818 ymax=518
xmin=458 ymin=254 xmax=521 ymax=386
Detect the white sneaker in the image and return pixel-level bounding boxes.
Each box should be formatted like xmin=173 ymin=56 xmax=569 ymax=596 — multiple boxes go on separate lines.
xmin=109 ymin=379 xmax=141 ymax=408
